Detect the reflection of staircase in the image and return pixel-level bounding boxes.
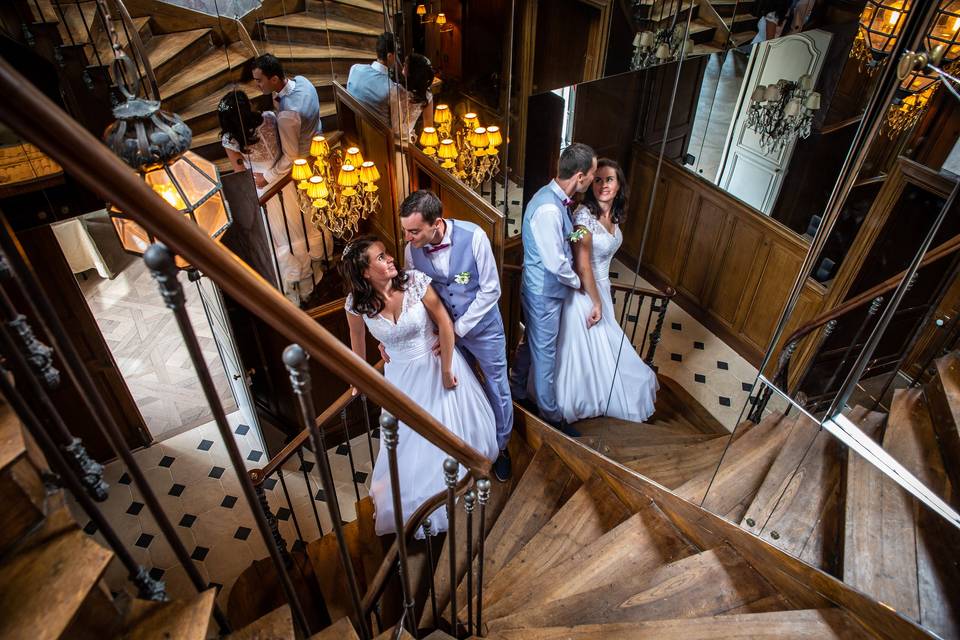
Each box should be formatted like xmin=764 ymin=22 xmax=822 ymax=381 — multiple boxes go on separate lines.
xmin=631 ymin=0 xmax=758 ymax=55
xmin=576 ymin=354 xmax=960 ymax=640
xmin=26 ymin=0 xmax=381 ymax=166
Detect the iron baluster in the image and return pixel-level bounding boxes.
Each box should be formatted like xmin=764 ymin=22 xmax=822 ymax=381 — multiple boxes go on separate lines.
xmin=645 ymin=296 xmax=670 ymax=365
xmin=380 ymin=411 xmax=418 ymax=638
xmin=284 ymin=344 xmax=369 ymax=639
xmin=464 ymin=489 xmax=476 ymax=636
xmin=822 ymin=296 xmax=885 ymax=400
xmin=276 ymin=467 xmax=304 ymax=555
xmin=0 ymin=363 xmax=165 ymax=601
xmin=0 ymin=238 xmax=229 ymax=631
xmin=475 ymin=478 xmax=490 ymax=636
xmin=444 ymin=458 xmax=459 ymax=636
xmin=254 ymin=481 xmax=290 ymax=561
xmin=339 ymin=408 xmax=363 ymax=504
xmin=145 ymin=243 xmax=311 ymax=637
xmin=422 ymin=518 xmax=439 ymax=627
xmin=297 ymin=448 xmax=325 ymax=538
xmin=360 ymin=394 xmax=376 ymax=473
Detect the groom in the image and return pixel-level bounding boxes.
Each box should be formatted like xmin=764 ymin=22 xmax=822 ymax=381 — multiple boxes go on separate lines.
xmin=510 ymin=143 xmax=597 ymax=436
xmin=399 ymin=190 xmax=514 ymax=482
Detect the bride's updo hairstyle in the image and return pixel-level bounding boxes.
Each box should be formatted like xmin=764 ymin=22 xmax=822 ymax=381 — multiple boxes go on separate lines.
xmin=339 ymin=235 xmax=409 ymax=318
xmin=218 ymin=90 xmax=264 ymax=153
xmin=583 ymin=157 xmax=628 ymax=225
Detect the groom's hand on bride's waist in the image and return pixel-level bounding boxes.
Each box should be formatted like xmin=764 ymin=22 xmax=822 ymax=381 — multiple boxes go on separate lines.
xmin=378 ymin=342 xmax=391 ymax=364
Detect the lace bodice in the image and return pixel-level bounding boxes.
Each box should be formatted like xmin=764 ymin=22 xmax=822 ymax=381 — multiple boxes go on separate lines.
xmin=574 ymin=207 xmax=622 ymax=281
xmin=221 ymin=111 xmax=281 ymax=171
xmin=346 ymin=271 xmax=435 ymax=361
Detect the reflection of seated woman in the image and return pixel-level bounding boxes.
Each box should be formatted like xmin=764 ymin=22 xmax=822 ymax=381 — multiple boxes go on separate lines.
xmin=391 ymin=53 xmax=435 ymax=142
xmin=219 ymin=91 xmax=333 ymax=305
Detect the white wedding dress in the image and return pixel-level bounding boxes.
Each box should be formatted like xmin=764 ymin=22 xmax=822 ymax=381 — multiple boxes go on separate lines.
xmin=346 ymin=270 xmax=498 ymax=537
xmin=555 ymin=207 xmax=658 ymax=423
xmin=221 ymin=111 xmax=333 ymax=304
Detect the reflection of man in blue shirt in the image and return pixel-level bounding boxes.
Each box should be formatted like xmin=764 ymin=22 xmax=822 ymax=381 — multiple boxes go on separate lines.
xmin=346 ymin=33 xmax=396 ymax=123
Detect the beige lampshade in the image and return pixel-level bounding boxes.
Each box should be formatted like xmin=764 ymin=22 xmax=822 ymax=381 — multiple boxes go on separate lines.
xmin=751 ymin=85 xmax=767 ymax=102
xmin=639 ymin=31 xmax=655 ymax=47
xmin=310 ymin=136 xmax=329 ymax=157
xmin=337 ymin=164 xmax=359 ymax=187
xmin=416 ymin=3 xmax=426 ymax=15
xmin=434 ymin=104 xmax=452 ymax=124
xmin=764 ymin=84 xmax=782 ymax=101
xmin=655 ymin=43 xmax=671 ymax=60
xmin=485 ymin=125 xmax=502 ymax=148
xmin=291 ymin=158 xmax=312 ymax=181
xmin=438 ymin=138 xmax=457 ymax=159
xmin=344 ymin=147 xmax=364 ymax=167
xmin=470 ymin=127 xmax=489 ymax=149
xmin=306 ymin=175 xmax=328 ymax=199
xmin=805 ymin=91 xmax=821 ymax=110
xmin=359 ymin=161 xmax=380 ymax=183
xmin=463 ymin=112 xmax=480 ymax=129
xmin=419 ymin=126 xmax=440 ymax=149
xmin=436 ymin=12 xmax=447 ymax=25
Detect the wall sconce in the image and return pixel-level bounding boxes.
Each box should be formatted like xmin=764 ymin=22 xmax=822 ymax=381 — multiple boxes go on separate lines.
xmin=745 ymin=75 xmax=821 ymax=154
xmin=631 ymin=24 xmax=693 ymax=70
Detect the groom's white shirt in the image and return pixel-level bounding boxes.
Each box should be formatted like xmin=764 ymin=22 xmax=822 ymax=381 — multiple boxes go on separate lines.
xmin=528 ymin=180 xmax=581 ymax=290
xmin=263 ymin=79 xmax=303 ymax=183
xmin=404 ymin=221 xmax=500 ymax=337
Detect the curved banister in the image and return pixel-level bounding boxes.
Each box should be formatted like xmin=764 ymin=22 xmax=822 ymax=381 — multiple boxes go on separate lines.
xmin=360 ymin=474 xmax=474 ymax=615
xmin=258 ymin=174 xmax=292 ymax=207
xmin=0 ymin=58 xmax=493 ymax=479
xmin=249 ymin=361 xmax=385 ymax=484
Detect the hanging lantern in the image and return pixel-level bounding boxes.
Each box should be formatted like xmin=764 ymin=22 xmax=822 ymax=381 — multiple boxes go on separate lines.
xmin=851 ymin=0 xmax=914 ymax=71
xmin=104 ymin=94 xmax=231 ymax=270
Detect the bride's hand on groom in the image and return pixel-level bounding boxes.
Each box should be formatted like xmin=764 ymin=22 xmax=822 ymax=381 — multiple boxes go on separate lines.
xmin=253 ymin=172 xmax=267 ymax=188
xmin=378 ymin=342 xmax=391 ymax=363
xmin=442 ymin=369 xmax=459 ymax=389
xmin=586 ymin=304 xmax=602 ymax=328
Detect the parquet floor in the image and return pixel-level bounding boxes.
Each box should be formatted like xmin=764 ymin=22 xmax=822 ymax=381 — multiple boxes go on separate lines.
xmin=79 ymin=259 xmax=237 ymax=442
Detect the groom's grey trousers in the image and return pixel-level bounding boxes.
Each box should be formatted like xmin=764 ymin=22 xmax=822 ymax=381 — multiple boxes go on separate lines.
xmin=458 ymin=311 xmax=513 ymax=450
xmin=510 ymin=288 xmax=565 ymax=424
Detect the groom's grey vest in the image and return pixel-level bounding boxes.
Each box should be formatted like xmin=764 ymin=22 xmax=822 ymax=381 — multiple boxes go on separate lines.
xmin=409 ymin=220 xmax=500 ymax=338
xmin=278 ymin=76 xmax=322 ymax=154
xmin=521 ymin=182 xmax=574 ymax=299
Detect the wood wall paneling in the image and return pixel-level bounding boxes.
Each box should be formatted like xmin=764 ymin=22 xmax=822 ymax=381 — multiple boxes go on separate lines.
xmin=677 ymin=197 xmax=725 ymax=303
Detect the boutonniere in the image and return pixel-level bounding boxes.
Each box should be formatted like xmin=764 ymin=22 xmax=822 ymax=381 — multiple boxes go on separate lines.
xmin=568 ymin=228 xmax=588 ymax=244
xmin=454 ymin=271 xmax=471 ymax=285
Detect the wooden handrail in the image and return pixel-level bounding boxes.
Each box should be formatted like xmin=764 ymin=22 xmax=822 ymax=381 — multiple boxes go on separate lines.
xmin=258 ymin=174 xmax=292 ymax=207
xmin=0 ymin=58 xmax=493 ymax=479
xmin=502 ymin=262 xmax=675 ymax=300
xmin=782 ymin=232 xmax=960 ymax=350
xmin=360 ymin=474 xmax=474 ymax=614
xmin=249 ymin=361 xmax=385 ymax=484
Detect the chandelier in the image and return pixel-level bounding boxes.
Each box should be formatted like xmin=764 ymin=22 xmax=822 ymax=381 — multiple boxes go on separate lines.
xmin=745 ymin=75 xmax=821 ymax=154
xmin=630 ymin=25 xmax=693 ymax=71
xmin=419 ymin=105 xmax=501 ymax=190
xmin=850 ymin=0 xmax=913 ymax=72
xmin=292 ymin=138 xmax=380 ymax=239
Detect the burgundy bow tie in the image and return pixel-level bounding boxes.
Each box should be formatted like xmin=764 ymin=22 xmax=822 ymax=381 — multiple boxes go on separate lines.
xmin=425 ymin=243 xmax=450 ymax=254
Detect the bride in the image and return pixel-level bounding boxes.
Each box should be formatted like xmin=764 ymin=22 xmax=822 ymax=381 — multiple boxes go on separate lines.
xmin=554 ymin=158 xmax=658 ymax=423
xmin=340 ymin=236 xmax=497 ymax=537
xmin=218 ymin=90 xmax=333 ymax=305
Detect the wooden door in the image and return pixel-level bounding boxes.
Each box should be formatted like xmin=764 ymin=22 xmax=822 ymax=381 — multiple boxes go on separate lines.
xmin=717 ymin=30 xmax=833 ymax=213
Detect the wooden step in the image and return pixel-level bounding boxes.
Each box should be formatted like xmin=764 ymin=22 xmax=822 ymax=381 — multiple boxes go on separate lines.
xmin=260 ymin=42 xmax=373 ymax=80
xmin=306 ymin=0 xmax=385 ymax=30
xmin=306 ymin=515 xmax=368 ymax=624
xmin=120 ymin=589 xmax=216 ymax=640
xmin=926 ymin=351 xmax=960 ymax=500
xmin=228 ymin=604 xmax=294 ymax=639
xmin=262 ymin=12 xmax=379 ymax=50
xmin=160 ymin=42 xmax=252 ymax=114
xmin=624 ymin=435 xmax=730 ymax=488
xmin=443 ymin=445 xmax=578 ymax=612
xmin=482 ymin=608 xmax=872 ymax=639
xmin=481 ymin=501 xmax=696 ymax=621
xmin=873 ymin=388 xmax=960 ymax=638
xmin=145 ymin=28 xmax=213 ymax=87
xmin=575 ymin=417 xmax=705 ymax=440
xmin=0 ymin=529 xmax=112 ymax=640
xmin=420 ymin=436 xmax=533 ymax=629
xmin=484 ymin=545 xmax=781 ymax=631
xmin=688 ymin=19 xmax=718 ymax=44
xmin=0 ymin=399 xmax=48 ymax=557
xmin=309 ymin=616 xmax=359 ymax=640
xmin=675 ymin=411 xmax=796 ymax=520
xmin=371 ymin=624 xmax=413 ymax=640
xmin=583 ymin=432 xmax=720 ymax=462
xmin=453 ymin=473 xmax=631 ymax=622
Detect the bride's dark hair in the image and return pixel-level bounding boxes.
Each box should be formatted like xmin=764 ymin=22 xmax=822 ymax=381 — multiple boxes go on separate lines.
xmin=582 ymin=157 xmax=628 ymax=225
xmin=217 ymin=90 xmax=263 ymax=153
xmin=338 ymin=235 xmax=409 ymax=318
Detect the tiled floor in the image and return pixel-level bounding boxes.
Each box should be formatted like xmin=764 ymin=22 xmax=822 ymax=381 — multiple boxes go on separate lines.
xmin=608 ymin=259 xmax=774 ymax=430
xmin=71 ymin=410 xmax=379 ymax=612
xmin=79 ymin=259 xmax=237 ymax=441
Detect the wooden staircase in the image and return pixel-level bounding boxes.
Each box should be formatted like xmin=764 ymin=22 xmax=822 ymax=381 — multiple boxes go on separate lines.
xmin=631 ymin=0 xmax=758 ymax=56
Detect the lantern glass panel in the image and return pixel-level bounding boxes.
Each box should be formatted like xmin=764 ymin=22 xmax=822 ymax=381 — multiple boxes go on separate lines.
xmin=167 ymin=151 xmax=220 ymax=206
xmin=192 ymin=191 xmax=231 ymax=239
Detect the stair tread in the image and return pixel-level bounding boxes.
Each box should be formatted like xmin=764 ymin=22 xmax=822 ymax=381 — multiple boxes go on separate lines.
xmin=144 ymin=28 xmax=211 ymax=70
xmin=676 ymin=411 xmax=795 ymax=518
xmin=482 ymin=608 xmax=871 ymax=639
xmin=624 ymin=435 xmax=730 ymax=488
xmin=307 ymin=517 xmax=367 ymax=623
xmin=0 ymin=398 xmax=25 ymax=472
xmin=159 ymin=42 xmax=252 ymax=102
xmin=575 ymin=417 xmax=705 ymax=439
xmin=422 ymin=437 xmax=534 ymax=629
xmin=228 ymin=604 xmax=294 ymax=639
xmin=474 ymin=445 xmax=578 ymax=584
xmin=261 ymin=42 xmax=374 ymax=60
xmin=328 ymin=0 xmax=384 ymax=12
xmin=455 ymin=473 xmax=631 ymax=620
xmin=177 ymin=74 xmax=336 ymax=124
xmin=928 ymin=353 xmax=960 ymax=505
xmin=310 ymin=616 xmax=359 ymax=640
xmin=482 ymin=502 xmax=696 ymax=620
xmin=190 ymin=101 xmax=338 ymax=149
xmin=486 ymin=545 xmax=780 ymax=631
xmin=264 ymin=12 xmax=381 ymax=36
xmin=121 ymin=589 xmax=216 ymax=640
xmin=0 ymin=529 xmax=112 ymax=640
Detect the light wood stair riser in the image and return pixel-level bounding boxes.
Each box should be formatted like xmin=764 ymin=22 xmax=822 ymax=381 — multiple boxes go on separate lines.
xmin=0 ymin=402 xmax=48 ymax=558
xmin=925 ymin=353 xmax=960 ymax=499
xmin=119 ymin=589 xmax=216 ymax=640
xmin=160 ymin=43 xmax=252 ymax=114
xmin=149 ymin=30 xmax=215 ymax=88
xmin=305 ymin=0 xmax=385 ymax=30
xmin=262 ymin=20 xmax=378 ymax=51
xmin=228 ymin=603 xmax=295 ymax=639
xmin=309 ymin=615 xmax=359 ymax=640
